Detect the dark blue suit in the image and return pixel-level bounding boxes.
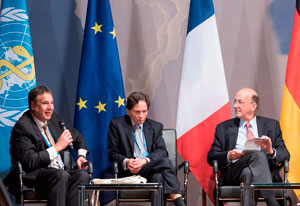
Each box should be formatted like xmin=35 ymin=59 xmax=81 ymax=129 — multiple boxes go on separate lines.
xmin=108 ymin=115 xmax=181 ymax=194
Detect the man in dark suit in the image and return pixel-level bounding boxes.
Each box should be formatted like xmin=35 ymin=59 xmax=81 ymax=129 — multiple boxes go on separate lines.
xmin=9 ymin=86 xmax=90 ymax=206
xmin=108 ymin=91 xmax=185 ymax=206
xmin=207 ymin=88 xmax=290 ymax=206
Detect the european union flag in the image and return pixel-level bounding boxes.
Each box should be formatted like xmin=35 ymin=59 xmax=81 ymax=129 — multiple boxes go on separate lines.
xmin=74 ymin=0 xmax=126 ymax=180
xmin=0 ymin=0 xmax=36 ymax=172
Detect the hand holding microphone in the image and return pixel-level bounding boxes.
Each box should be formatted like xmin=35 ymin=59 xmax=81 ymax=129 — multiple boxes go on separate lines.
xmin=59 ymin=121 xmax=89 ymax=169
xmin=57 ymin=121 xmax=74 ymax=150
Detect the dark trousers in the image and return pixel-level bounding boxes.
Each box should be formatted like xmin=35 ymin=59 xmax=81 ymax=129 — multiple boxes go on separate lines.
xmin=224 ymin=152 xmax=278 ymax=206
xmin=34 ymin=168 xmax=90 ymax=206
xmin=120 ymin=158 xmax=182 ymax=206
xmin=121 ymin=158 xmax=181 ymax=195
xmin=138 ymin=158 xmax=181 ymax=195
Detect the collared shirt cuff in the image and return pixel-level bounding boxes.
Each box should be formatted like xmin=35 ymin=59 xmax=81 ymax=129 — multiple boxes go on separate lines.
xmin=145 ymin=157 xmax=150 ymax=163
xmin=268 ymin=148 xmax=276 ymax=159
xmin=47 ymin=147 xmax=58 ymax=160
xmin=78 ymin=149 xmax=88 ymax=158
xmin=122 ymin=158 xmax=128 ymax=170
xmin=226 ymin=152 xmax=231 ymax=163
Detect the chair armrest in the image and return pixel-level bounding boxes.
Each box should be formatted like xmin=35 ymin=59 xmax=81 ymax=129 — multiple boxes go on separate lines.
xmin=178 ymin=161 xmax=189 ymax=204
xmin=283 ymin=159 xmax=289 ymax=183
xmin=284 ymin=159 xmax=289 ymax=174
xmin=213 ymin=160 xmax=219 ymax=190
xmin=213 ymin=160 xmax=218 ymax=174
xmin=178 ymin=161 xmax=189 ymax=174
xmin=213 ymin=160 xmax=220 ymax=206
xmin=112 ymin=161 xmax=118 ymax=179
xmin=8 ymin=161 xmax=23 ymax=174
xmin=87 ymin=161 xmax=93 ymax=175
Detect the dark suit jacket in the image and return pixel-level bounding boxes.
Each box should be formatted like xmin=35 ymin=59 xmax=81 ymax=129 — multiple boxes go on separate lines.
xmin=107 ymin=115 xmax=168 ymax=175
xmin=207 ymin=116 xmax=290 ymax=184
xmin=10 ymin=110 xmax=87 ymax=174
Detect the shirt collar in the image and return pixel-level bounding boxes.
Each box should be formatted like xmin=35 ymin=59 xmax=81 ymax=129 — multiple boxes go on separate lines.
xmin=130 ymin=119 xmax=143 ymax=130
xmin=239 ymin=116 xmax=257 ymax=128
xmin=31 ymin=112 xmax=47 ymax=130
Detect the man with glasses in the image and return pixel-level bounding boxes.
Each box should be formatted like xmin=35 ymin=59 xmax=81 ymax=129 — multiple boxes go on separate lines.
xmin=207 ymin=88 xmax=290 ymax=206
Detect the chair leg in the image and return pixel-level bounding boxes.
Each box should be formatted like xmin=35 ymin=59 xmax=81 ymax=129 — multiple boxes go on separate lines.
xmin=286 ymin=196 xmax=292 ymax=206
xmin=21 ymin=194 xmax=24 ymax=206
xmin=115 ymin=191 xmax=119 ymax=206
xmin=278 ymin=199 xmax=284 ymax=206
xmin=202 ymin=189 xmax=206 ymax=206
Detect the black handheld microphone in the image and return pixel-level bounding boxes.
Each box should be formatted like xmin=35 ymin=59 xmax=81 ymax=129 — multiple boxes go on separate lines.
xmin=59 ymin=121 xmax=74 ymax=150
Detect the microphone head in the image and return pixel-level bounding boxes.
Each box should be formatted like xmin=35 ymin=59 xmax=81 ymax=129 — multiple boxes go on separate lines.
xmin=59 ymin=121 xmax=73 ymax=150
xmin=59 ymin=121 xmax=67 ymax=130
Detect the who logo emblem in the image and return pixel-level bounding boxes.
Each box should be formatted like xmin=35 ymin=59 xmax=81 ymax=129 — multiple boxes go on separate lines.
xmin=0 ymin=6 xmax=36 ymax=127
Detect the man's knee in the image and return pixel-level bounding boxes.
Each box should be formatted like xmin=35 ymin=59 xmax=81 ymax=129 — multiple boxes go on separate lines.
xmin=57 ymin=170 xmax=71 ymax=184
xmin=151 ymin=173 xmax=163 ymax=183
xmin=78 ymin=170 xmax=90 ymax=183
xmin=161 ymin=158 xmax=173 ymax=168
xmin=250 ymin=151 xmax=268 ymax=164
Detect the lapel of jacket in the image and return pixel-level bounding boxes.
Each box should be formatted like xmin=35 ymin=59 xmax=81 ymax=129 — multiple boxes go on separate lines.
xmin=256 ymin=116 xmax=265 ymax=137
xmin=28 ymin=111 xmax=49 ymax=147
xmin=48 ymin=118 xmax=61 ymax=143
xmin=228 ymin=118 xmax=240 ymax=150
xmin=124 ymin=115 xmax=135 ymax=154
xmin=143 ymin=119 xmax=153 ymax=152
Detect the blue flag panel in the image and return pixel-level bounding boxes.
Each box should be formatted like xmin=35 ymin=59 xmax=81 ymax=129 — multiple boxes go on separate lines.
xmin=0 ymin=0 xmax=36 ymax=172
xmin=74 ymin=0 xmax=126 ymax=181
xmin=187 ymin=0 xmax=215 ymax=33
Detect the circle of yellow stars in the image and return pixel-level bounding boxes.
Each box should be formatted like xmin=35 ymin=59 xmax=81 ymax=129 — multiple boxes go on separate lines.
xmin=91 ymin=21 xmax=116 ymax=39
xmin=76 ymin=96 xmax=125 ymax=114
xmin=77 ymin=21 xmax=122 ymax=114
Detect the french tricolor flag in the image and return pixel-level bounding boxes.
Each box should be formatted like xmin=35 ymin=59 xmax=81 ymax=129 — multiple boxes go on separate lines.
xmin=176 ymin=0 xmax=231 ymax=201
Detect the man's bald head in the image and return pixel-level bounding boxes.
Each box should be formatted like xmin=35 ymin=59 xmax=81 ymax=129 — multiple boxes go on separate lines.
xmin=233 ymin=88 xmax=259 ymax=121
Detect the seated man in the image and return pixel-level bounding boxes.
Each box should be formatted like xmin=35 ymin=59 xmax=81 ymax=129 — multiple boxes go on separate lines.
xmin=108 ymin=91 xmax=185 ymax=206
xmin=8 ymin=86 xmax=90 ymax=206
xmin=207 ymin=88 xmax=290 ymax=206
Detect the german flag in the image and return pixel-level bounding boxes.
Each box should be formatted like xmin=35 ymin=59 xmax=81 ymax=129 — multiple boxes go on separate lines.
xmin=280 ymin=0 xmax=300 ymax=199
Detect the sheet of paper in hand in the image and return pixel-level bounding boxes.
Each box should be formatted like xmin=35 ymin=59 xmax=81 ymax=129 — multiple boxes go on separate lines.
xmin=243 ymin=138 xmax=264 ymax=154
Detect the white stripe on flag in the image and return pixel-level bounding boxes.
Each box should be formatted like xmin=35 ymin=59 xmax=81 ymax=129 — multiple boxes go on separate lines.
xmin=176 ymin=15 xmax=229 ymax=138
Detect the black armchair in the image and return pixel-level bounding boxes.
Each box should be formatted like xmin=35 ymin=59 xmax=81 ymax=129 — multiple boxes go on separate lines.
xmin=213 ymin=159 xmax=291 ymax=206
xmin=4 ymin=151 xmax=93 ymax=206
xmin=112 ymin=129 xmax=189 ymax=205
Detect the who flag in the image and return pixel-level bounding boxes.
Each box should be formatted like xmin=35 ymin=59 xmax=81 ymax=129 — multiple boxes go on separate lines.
xmin=280 ymin=0 xmax=300 ymax=199
xmin=176 ymin=0 xmax=231 ymax=201
xmin=74 ymin=0 xmax=126 ymax=180
xmin=0 ymin=0 xmax=36 ymax=172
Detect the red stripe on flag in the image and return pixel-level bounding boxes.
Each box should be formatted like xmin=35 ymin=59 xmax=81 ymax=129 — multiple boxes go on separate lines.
xmin=177 ymin=102 xmax=231 ymax=201
xmin=285 ymin=8 xmax=300 ymax=108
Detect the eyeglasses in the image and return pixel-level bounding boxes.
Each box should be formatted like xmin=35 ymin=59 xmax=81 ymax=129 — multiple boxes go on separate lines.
xmin=232 ymin=100 xmax=254 ymax=106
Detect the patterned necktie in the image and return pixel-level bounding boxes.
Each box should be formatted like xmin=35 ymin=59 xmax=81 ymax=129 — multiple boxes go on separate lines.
xmin=42 ymin=123 xmax=56 ymax=146
xmin=133 ymin=124 xmax=147 ymax=158
xmin=246 ymin=122 xmax=255 ymax=139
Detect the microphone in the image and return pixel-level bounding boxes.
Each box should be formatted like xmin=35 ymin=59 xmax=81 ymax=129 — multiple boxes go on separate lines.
xmin=59 ymin=121 xmax=74 ymax=150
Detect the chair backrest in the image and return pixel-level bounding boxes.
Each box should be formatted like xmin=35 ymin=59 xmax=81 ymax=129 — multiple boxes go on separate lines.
xmin=62 ymin=150 xmax=76 ymax=170
xmin=162 ymin=129 xmax=177 ymax=170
